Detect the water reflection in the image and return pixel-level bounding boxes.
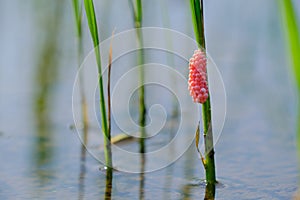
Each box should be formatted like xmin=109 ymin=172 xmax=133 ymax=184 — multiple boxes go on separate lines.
xmin=104 ymin=168 xmax=113 ymax=200
xmin=78 ymin=127 xmax=88 ymax=200
xmin=294 ymin=99 xmax=300 ymax=199
xmin=139 ymin=153 xmax=145 ymax=200
xmin=204 ymin=183 xmax=215 ymax=200
xmin=132 ymin=2 xmax=147 ymax=198
xmin=31 ymin=0 xmax=63 ymax=185
xmin=163 ymin=114 xmax=179 ymax=199
xmin=73 ymin=1 xmax=89 ymax=198
xmin=180 ymin=146 xmax=196 ymax=199
xmin=181 ymin=184 xmax=191 ymax=200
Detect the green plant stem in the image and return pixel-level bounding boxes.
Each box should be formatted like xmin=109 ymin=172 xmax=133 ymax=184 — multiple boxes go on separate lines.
xmin=137 ymin=27 xmax=146 ymax=154
xmin=107 ymin=31 xmax=114 ymax=157
xmin=84 ymin=0 xmax=112 ymax=168
xmin=190 ymin=0 xmax=216 ymax=185
xmin=131 ymin=0 xmax=146 ymax=153
xmin=190 ymin=0 xmax=206 ymax=49
xmin=72 ymin=0 xmax=82 ymax=38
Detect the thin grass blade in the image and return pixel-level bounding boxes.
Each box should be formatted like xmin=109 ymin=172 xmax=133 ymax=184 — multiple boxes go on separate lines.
xmin=83 ymin=0 xmax=111 ymax=167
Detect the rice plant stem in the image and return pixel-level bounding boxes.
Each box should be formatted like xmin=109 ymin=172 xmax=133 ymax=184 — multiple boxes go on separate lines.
xmin=190 ymin=0 xmax=206 ymax=49
xmin=84 ymin=0 xmax=112 ymax=168
xmin=190 ymin=0 xmax=216 ymax=185
xmin=108 ymin=31 xmax=114 ymax=149
xmin=130 ymin=0 xmax=146 ymax=153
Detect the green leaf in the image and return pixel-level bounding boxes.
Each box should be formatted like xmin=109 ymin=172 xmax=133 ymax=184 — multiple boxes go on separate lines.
xmin=72 ymin=0 xmax=82 ymax=37
xmin=83 ymin=0 xmax=111 ymax=167
xmin=136 ymin=0 xmax=142 ymax=25
xmin=84 ymin=0 xmax=99 ymax=47
xmin=129 ymin=0 xmax=143 ymax=28
xmin=278 ymin=0 xmax=300 ymax=91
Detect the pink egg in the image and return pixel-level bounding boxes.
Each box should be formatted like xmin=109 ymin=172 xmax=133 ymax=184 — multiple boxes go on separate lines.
xmin=188 ymin=49 xmax=209 ymax=104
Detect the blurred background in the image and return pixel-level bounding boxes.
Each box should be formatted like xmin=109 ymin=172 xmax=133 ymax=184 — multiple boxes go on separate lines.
xmin=0 ymin=0 xmax=299 ymax=199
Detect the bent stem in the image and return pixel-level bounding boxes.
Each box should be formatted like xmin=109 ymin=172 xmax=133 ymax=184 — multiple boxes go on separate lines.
xmin=190 ymin=0 xmax=216 ymax=185
xmin=83 ymin=0 xmax=112 ymax=168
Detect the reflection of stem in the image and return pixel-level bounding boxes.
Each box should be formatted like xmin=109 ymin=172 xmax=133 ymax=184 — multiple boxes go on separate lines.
xmin=104 ymin=168 xmax=113 ymax=200
xmin=32 ymin=1 xmax=63 ymax=184
xmin=180 ymin=146 xmax=195 ymax=200
xmin=139 ymin=153 xmax=145 ymax=200
xmin=295 ymin=101 xmax=300 ymax=198
xmin=204 ymin=183 xmax=215 ymax=200
xmin=190 ymin=0 xmax=216 ymax=185
xmin=162 ymin=114 xmax=179 ymax=200
xmin=78 ymin=36 xmax=89 ymax=134
xmin=78 ymin=130 xmax=88 ymax=200
xmin=78 ymin=102 xmax=89 ymax=200
xmin=181 ymin=185 xmax=191 ymax=200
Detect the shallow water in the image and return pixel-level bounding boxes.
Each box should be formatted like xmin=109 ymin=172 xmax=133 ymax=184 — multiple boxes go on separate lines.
xmin=0 ymin=0 xmax=299 ymax=199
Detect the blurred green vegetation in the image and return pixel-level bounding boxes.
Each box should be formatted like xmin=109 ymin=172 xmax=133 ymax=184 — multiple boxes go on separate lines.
xmin=278 ymin=0 xmax=300 ymax=186
xmin=32 ymin=0 xmax=63 ymax=184
xmin=278 ymin=0 xmax=300 ymax=91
